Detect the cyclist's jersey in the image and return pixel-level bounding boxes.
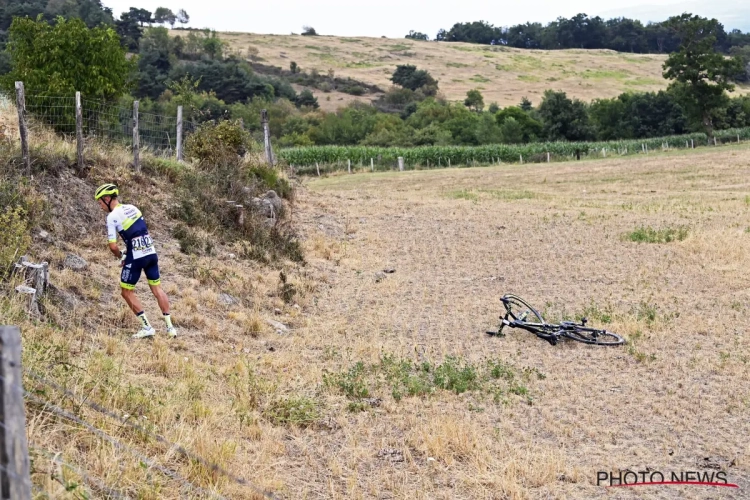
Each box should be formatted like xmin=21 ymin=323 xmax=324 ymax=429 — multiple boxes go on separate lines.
xmin=106 ymin=204 xmax=156 ymax=264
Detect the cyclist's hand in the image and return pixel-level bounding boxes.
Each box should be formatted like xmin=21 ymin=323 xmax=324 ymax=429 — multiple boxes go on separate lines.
xmin=119 ymin=251 xmax=127 ymax=268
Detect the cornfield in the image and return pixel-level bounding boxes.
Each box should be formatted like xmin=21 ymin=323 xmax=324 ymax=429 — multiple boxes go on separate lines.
xmin=279 ymin=127 xmax=750 ymax=174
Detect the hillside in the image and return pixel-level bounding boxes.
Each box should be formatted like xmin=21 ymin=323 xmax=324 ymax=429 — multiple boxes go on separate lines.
xmin=218 ymin=32 xmax=675 ymax=110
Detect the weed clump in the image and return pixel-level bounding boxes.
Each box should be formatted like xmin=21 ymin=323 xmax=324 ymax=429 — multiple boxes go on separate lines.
xmin=324 ymin=354 xmax=543 ymax=411
xmin=626 ymin=226 xmax=688 ymax=243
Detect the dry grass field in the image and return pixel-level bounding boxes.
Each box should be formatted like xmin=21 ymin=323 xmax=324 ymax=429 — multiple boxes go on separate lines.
xmin=211 ymin=31 xmax=750 ymax=111
xmin=291 ymin=146 xmax=750 ymax=498
xmin=6 ymin=117 xmax=750 ymax=498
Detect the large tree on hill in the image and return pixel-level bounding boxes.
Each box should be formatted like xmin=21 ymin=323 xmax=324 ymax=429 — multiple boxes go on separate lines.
xmin=2 ymin=16 xmax=134 ymax=99
xmin=153 ymin=7 xmax=177 ymax=28
xmin=390 ymin=64 xmax=438 ymax=96
xmin=662 ymin=14 xmax=743 ymax=136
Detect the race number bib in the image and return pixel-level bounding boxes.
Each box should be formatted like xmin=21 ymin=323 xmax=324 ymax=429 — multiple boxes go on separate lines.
xmin=131 ymin=234 xmax=156 ymax=259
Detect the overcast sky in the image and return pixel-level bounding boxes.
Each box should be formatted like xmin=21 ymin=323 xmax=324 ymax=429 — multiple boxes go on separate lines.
xmin=104 ymin=0 xmax=749 ymax=37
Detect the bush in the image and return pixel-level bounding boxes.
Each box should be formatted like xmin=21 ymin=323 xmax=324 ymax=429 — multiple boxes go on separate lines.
xmin=184 ymin=120 xmax=252 ymax=164
xmin=343 ymin=85 xmax=365 ymax=96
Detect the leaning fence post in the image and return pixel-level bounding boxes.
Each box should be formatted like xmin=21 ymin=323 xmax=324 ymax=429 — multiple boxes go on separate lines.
xmin=316 ymin=162 xmax=320 ymax=177
xmin=176 ymin=106 xmax=183 ymax=162
xmin=132 ymin=100 xmax=140 ymax=172
xmin=14 ymin=82 xmax=30 ymax=176
xmin=75 ymin=92 xmax=84 ymax=170
xmin=0 ymin=326 xmax=32 ymax=500
xmin=261 ymin=109 xmax=273 ymax=167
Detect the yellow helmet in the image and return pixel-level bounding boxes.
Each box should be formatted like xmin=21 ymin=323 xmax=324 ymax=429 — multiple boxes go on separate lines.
xmin=94 ymin=183 xmax=118 ymax=200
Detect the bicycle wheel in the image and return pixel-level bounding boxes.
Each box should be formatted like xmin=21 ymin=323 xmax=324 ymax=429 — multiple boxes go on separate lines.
xmin=501 ymin=294 xmax=545 ymax=325
xmin=563 ymin=327 xmax=625 ymax=346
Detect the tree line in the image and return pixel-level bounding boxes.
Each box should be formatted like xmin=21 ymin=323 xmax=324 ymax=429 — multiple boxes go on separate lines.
xmin=408 ymin=15 xmax=750 ymax=82
xmin=0 ymin=4 xmax=747 ymax=152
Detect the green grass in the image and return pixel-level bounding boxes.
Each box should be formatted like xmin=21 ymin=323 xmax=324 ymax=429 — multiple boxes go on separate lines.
xmin=470 ymin=74 xmax=491 ymax=83
xmin=626 ymin=226 xmax=689 ymax=243
xmin=386 ymin=43 xmax=411 ymax=51
xmin=517 ymin=74 xmax=541 ymax=82
xmin=447 ymin=189 xmax=537 ymax=201
xmin=581 ymin=69 xmax=631 ymax=79
xmin=323 ymin=354 xmax=543 ymax=409
xmin=623 ymin=77 xmax=662 ymax=87
xmin=446 ymin=62 xmax=470 ymax=68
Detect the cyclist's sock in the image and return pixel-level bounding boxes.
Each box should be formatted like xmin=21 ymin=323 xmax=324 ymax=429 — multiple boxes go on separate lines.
xmin=163 ymin=313 xmax=173 ymax=329
xmin=136 ymin=311 xmax=152 ymax=329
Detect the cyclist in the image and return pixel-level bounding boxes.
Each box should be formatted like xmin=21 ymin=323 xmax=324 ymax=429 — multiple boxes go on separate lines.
xmin=94 ymin=183 xmax=176 ymax=339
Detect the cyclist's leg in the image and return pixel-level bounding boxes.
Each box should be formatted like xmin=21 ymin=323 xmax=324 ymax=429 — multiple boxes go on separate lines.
xmin=121 ymin=260 xmax=153 ymax=336
xmin=120 ymin=261 xmax=144 ymax=313
xmin=144 ymin=256 xmax=170 ymax=314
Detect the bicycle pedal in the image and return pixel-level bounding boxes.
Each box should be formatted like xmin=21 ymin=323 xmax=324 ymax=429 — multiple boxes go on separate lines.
xmin=486 ymin=330 xmax=505 ymax=337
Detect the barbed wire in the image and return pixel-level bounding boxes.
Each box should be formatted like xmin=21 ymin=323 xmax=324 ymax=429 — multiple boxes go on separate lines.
xmin=19 ymin=387 xmax=231 ymax=500
xmin=24 ymin=368 xmax=277 ymax=499
xmin=28 ymin=444 xmax=128 ymax=500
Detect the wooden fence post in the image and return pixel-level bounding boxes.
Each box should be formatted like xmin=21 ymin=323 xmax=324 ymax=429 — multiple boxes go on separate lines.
xmin=176 ymin=106 xmax=183 ymax=162
xmin=316 ymin=162 xmax=320 ymax=177
xmin=0 ymin=326 xmax=32 ymax=500
xmin=261 ymin=109 xmax=274 ymax=167
xmin=347 ymin=159 xmax=351 ymax=174
xmin=398 ymin=157 xmax=404 ymax=171
xmin=132 ymin=100 xmax=140 ymax=172
xmin=75 ymin=92 xmax=83 ymax=170
xmin=370 ymin=158 xmax=374 ymax=172
xmin=14 ymin=82 xmax=30 ymax=176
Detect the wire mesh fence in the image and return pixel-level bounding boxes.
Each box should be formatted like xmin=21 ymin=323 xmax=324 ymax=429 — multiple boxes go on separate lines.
xmin=19 ymin=93 xmax=201 ymax=157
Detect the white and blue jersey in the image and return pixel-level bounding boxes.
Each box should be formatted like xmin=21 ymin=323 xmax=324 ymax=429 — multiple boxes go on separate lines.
xmin=106 ymin=204 xmax=160 ymax=290
xmin=106 ymin=204 xmax=156 ymax=263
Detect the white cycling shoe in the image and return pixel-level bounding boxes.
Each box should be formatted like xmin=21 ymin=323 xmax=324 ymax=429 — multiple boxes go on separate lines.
xmin=132 ymin=326 xmax=156 ymax=339
xmin=167 ymin=327 xmax=178 ymax=338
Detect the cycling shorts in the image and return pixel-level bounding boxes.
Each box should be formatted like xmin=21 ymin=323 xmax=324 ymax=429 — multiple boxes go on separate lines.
xmin=120 ymin=254 xmax=160 ymax=290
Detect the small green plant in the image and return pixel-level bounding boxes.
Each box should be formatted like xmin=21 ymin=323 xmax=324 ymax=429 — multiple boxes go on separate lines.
xmin=432 ymin=356 xmax=479 ymax=394
xmin=626 ymin=226 xmax=688 ymax=243
xmin=323 ymin=361 xmax=370 ymax=399
xmin=264 ymin=396 xmax=320 ymax=427
xmin=172 ymin=224 xmax=202 ymax=255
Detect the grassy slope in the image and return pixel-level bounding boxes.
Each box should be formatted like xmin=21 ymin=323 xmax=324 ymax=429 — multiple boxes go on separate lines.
xmin=213 ymin=31 xmax=750 ymax=112
xmin=5 ymin=97 xmax=750 ymax=497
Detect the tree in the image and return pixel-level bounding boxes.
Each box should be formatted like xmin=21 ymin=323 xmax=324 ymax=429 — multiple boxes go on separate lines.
xmin=519 ymin=97 xmax=533 ymax=111
xmin=153 ymin=7 xmax=176 ymax=28
xmin=202 ymin=31 xmax=224 ymax=60
xmin=662 ymin=14 xmax=743 ymax=135
xmin=495 ymin=106 xmax=542 ymax=142
xmin=390 ymin=65 xmax=438 ymax=94
xmin=176 ymin=9 xmax=189 ymax=25
xmin=296 ymin=89 xmax=319 ymax=109
xmin=537 ymin=90 xmax=593 ymax=141
xmin=464 ymin=89 xmax=484 ymax=112
xmin=128 ymin=7 xmax=153 ymax=26
xmin=302 ymin=26 xmax=317 ymax=36
xmin=2 ymin=16 xmax=134 ymax=100
xmin=115 ymin=10 xmax=142 ymax=50
xmin=290 ymin=61 xmax=300 ymax=74
xmin=405 ymin=30 xmax=428 ymax=41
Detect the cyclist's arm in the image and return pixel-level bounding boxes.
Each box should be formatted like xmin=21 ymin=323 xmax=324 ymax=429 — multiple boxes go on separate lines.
xmin=106 ymin=215 xmax=123 ymax=259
